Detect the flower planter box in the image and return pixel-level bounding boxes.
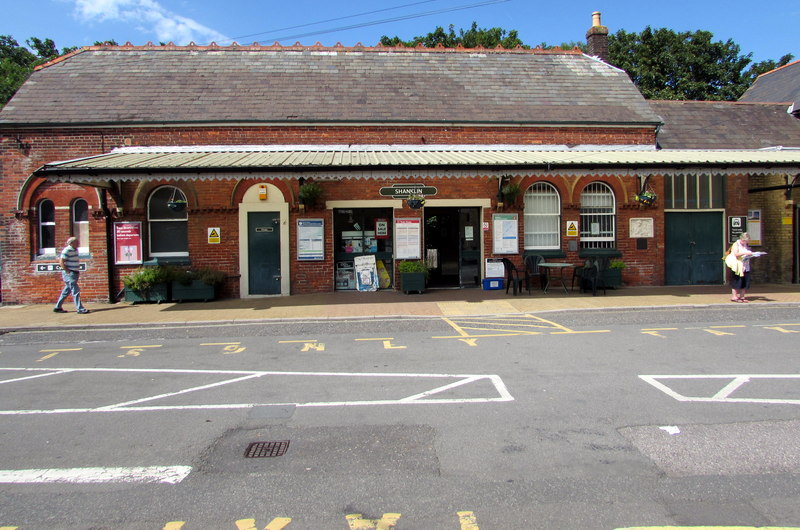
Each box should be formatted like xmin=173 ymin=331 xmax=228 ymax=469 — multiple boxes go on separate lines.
xmin=601 ymin=268 xmax=623 ymax=288
xmin=171 ymin=280 xmax=216 ymax=302
xmin=401 ymin=272 xmax=426 ymax=294
xmin=123 ymin=282 xmax=169 ymax=303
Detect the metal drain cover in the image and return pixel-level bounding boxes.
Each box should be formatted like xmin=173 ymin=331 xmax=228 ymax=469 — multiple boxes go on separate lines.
xmin=244 ymin=440 xmax=290 ymax=458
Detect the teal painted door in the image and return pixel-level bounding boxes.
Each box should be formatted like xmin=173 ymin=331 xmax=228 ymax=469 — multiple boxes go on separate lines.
xmin=665 ymin=212 xmax=723 ymax=285
xmin=248 ymin=212 xmax=281 ymax=294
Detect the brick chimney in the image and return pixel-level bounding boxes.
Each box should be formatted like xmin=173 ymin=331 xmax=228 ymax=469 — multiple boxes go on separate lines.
xmin=586 ymin=11 xmax=609 ymax=62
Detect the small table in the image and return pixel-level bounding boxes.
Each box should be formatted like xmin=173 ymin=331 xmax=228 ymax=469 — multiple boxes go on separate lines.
xmin=538 ymin=263 xmax=572 ymax=294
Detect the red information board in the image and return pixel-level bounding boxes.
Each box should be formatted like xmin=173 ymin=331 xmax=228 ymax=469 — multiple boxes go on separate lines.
xmin=114 ymin=221 xmax=143 ymax=265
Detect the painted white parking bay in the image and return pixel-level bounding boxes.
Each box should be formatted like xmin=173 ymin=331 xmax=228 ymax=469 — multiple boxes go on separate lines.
xmin=0 ymin=367 xmax=513 ymax=415
xmin=0 ymin=466 xmax=192 ymax=484
xmin=640 ymin=374 xmax=800 ymax=405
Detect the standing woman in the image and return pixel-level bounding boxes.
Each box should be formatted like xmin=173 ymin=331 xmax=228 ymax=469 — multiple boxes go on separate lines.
xmin=727 ymin=232 xmax=754 ymax=303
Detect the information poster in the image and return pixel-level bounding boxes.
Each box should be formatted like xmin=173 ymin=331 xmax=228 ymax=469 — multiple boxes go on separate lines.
xmin=113 ymin=221 xmax=143 ymax=265
xmin=492 ymin=213 xmax=519 ymax=254
xmin=728 ymin=215 xmax=747 ymax=244
xmin=395 ymin=218 xmax=421 ymax=259
xmin=297 ymin=219 xmax=324 ymax=261
xmin=748 ymin=209 xmax=762 ymax=246
xmin=354 ymin=255 xmax=379 ymax=292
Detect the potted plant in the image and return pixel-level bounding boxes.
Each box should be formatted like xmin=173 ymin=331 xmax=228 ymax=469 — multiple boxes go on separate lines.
xmin=298 ymin=181 xmax=324 ymax=209
xmin=171 ymin=267 xmax=225 ymax=302
xmin=501 ymin=182 xmax=521 ymax=207
xmin=398 ymin=259 xmax=429 ymax=293
xmin=122 ymin=265 xmax=174 ymax=303
xmin=167 ymin=198 xmax=187 ymax=211
xmin=634 ymin=190 xmax=657 ymax=206
xmin=406 ymin=193 xmax=425 ymax=210
xmin=602 ymin=259 xmax=625 ymax=288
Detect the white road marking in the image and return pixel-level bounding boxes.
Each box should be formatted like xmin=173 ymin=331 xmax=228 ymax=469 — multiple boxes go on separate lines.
xmin=641 ymin=374 xmax=800 ymax=405
xmin=0 ymin=367 xmax=513 ymax=415
xmin=0 ymin=466 xmax=192 ymax=484
xmin=659 ymin=426 xmax=681 ymax=435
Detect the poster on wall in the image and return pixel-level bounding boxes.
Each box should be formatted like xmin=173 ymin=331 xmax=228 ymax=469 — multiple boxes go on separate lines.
xmin=492 ymin=213 xmax=519 ymax=254
xmin=728 ymin=215 xmax=747 ymax=244
xmin=297 ymin=219 xmax=324 ymax=261
xmin=113 ymin=221 xmax=143 ymax=265
xmin=747 ymin=209 xmax=762 ymax=246
xmin=395 ymin=218 xmax=421 ymax=259
xmin=354 ymin=255 xmax=379 ymax=292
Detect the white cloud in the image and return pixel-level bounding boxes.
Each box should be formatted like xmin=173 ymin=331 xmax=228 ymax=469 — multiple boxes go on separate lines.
xmin=73 ymin=0 xmax=228 ymax=45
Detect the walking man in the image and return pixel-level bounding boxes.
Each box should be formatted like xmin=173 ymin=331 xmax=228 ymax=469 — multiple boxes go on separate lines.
xmin=54 ymin=236 xmax=89 ymax=314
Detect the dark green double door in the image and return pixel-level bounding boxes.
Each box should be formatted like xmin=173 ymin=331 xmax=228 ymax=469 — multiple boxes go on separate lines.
xmin=248 ymin=212 xmax=281 ymax=294
xmin=665 ymin=211 xmax=724 ymax=285
xmin=424 ymin=207 xmax=481 ymax=288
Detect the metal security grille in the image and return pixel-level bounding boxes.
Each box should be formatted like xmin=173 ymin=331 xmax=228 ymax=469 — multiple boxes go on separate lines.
xmin=523 ymin=182 xmax=561 ymax=249
xmin=244 ymin=440 xmax=290 ymax=458
xmin=579 ymin=182 xmax=615 ymax=249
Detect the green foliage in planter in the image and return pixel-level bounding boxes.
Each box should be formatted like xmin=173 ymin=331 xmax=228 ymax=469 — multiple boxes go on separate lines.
xmin=501 ymin=182 xmax=521 ymax=204
xmin=122 ymin=265 xmax=175 ymax=293
xmin=173 ymin=267 xmax=226 ymax=286
xmin=398 ymin=260 xmax=429 ymax=278
xmin=609 ymin=259 xmax=626 ymax=270
xmin=298 ymin=181 xmax=324 ymax=207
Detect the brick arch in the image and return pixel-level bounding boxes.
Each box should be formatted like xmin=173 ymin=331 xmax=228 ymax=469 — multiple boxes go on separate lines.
xmin=232 ymin=178 xmax=292 ymax=206
xmin=131 ymin=181 xmax=199 ymax=210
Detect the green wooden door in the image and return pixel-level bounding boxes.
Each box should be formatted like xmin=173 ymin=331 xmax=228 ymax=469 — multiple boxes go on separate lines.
xmin=247 ymin=212 xmax=281 ymax=294
xmin=665 ymin=211 xmax=724 ymax=285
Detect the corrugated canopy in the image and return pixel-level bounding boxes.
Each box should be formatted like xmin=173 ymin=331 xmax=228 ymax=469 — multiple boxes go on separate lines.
xmin=34 ymin=145 xmax=800 ymax=182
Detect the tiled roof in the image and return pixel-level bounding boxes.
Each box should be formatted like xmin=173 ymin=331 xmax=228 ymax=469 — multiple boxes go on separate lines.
xmin=740 ymin=60 xmax=800 ymax=110
xmin=650 ymin=100 xmax=800 ymax=149
xmin=0 ymin=44 xmax=660 ymax=127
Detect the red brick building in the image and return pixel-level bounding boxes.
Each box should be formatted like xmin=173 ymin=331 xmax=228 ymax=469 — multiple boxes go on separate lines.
xmin=3 ymin=18 xmax=800 ymax=304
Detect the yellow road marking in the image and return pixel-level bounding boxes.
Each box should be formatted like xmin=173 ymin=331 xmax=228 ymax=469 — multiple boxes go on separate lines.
xmin=703 ymin=329 xmax=736 ymax=336
xmin=346 ymin=513 xmax=401 ymax=529
xmin=235 ymin=518 xmax=292 ymax=530
xmin=642 ymin=331 xmax=667 ymax=338
xmin=163 ymin=523 xmax=185 ymax=529
xmin=766 ymin=326 xmax=800 ymax=333
xmin=40 ymin=348 xmax=82 ymax=352
xmin=458 ymin=510 xmax=479 ymax=529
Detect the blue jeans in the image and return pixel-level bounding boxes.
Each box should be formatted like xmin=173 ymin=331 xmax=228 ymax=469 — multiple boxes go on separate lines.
xmin=56 ymin=270 xmax=86 ymax=311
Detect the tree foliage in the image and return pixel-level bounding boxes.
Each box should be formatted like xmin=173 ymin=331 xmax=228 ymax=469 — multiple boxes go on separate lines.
xmin=608 ymin=27 xmax=754 ymax=100
xmin=0 ymin=35 xmax=78 ymax=108
xmin=380 ymin=22 xmax=525 ymax=49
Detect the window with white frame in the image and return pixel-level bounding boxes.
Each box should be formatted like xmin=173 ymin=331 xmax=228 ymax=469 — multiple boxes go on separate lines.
xmin=38 ymin=199 xmax=56 ymax=255
xmin=579 ymin=182 xmax=616 ymax=249
xmin=148 ymin=186 xmax=188 ymax=257
xmin=71 ymin=199 xmax=89 ymax=253
xmin=663 ymin=173 xmax=725 ymax=209
xmin=523 ymin=181 xmax=561 ymax=249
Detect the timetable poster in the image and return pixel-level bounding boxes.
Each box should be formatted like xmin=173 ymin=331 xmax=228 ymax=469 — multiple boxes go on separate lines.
xmin=492 ymin=213 xmax=519 ymax=254
xmin=395 ymin=218 xmax=421 ymax=259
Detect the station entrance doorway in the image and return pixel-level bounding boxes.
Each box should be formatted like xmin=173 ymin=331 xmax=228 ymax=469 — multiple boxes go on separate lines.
xmin=424 ymin=207 xmax=481 ymax=288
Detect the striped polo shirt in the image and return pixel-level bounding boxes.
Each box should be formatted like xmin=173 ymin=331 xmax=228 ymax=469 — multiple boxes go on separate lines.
xmin=60 ymin=245 xmax=80 ymax=272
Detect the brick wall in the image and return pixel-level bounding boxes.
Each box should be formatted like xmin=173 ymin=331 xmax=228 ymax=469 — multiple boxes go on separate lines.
xmin=6 ymin=123 xmax=768 ymax=304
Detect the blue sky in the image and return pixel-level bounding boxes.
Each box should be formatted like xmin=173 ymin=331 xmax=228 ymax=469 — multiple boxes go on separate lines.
xmin=4 ymin=0 xmax=798 ymax=63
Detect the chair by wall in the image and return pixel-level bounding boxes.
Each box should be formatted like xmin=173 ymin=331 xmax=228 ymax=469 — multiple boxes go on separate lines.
xmin=501 ymin=258 xmax=524 ymax=295
xmin=524 ymin=255 xmax=545 ymax=293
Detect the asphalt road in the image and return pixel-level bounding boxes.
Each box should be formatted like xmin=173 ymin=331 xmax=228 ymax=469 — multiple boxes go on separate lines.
xmin=2 ymin=306 xmax=800 ymax=529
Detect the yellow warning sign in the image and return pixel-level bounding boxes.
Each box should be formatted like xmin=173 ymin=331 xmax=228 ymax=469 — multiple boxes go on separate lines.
xmin=208 ymin=227 xmax=221 ymax=244
xmin=566 ymin=221 xmax=578 ymax=237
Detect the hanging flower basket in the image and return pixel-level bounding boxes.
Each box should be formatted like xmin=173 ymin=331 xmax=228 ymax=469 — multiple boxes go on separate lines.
xmin=406 ymin=195 xmax=425 ymax=209
xmin=167 ymin=199 xmax=187 ymax=212
xmin=634 ymin=191 xmax=657 ymax=206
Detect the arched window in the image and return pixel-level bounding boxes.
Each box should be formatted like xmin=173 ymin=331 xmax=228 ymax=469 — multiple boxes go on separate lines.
xmin=38 ymin=199 xmax=56 ymax=255
xmin=579 ymin=182 xmax=616 ymax=249
xmin=147 ymin=186 xmax=188 ymax=257
xmin=71 ymin=199 xmax=89 ymax=253
xmin=523 ymin=182 xmax=561 ymax=249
